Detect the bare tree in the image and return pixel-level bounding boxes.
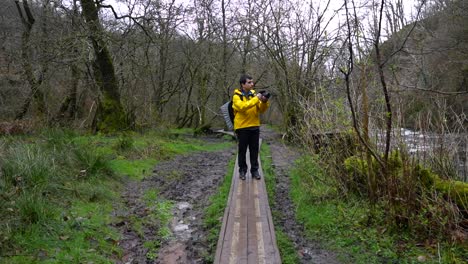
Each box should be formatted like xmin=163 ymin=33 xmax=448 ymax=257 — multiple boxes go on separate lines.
xmin=56 ymin=0 xmax=80 ymax=122
xmin=14 ymin=0 xmax=46 ymax=120
xmin=253 ymin=0 xmax=338 ymax=137
xmin=80 ymin=0 xmax=127 ymax=132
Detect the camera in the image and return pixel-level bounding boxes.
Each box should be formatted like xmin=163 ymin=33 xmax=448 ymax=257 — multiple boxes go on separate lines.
xmin=259 ymin=90 xmax=271 ymax=99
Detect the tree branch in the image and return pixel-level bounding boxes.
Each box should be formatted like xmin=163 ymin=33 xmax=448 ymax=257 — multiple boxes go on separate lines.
xmin=381 ymin=0 xmax=427 ymax=66
xmin=398 ymin=84 xmax=468 ymax=95
xmin=98 ymin=4 xmax=153 ymax=40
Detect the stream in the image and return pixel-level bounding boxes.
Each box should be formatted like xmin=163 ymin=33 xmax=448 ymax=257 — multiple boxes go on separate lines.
xmin=376 ymin=128 xmax=468 ymax=182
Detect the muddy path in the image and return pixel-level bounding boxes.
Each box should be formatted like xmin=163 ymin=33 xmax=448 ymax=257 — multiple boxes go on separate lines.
xmin=262 ymin=129 xmax=340 ymax=264
xmin=112 ymin=129 xmax=340 ymax=263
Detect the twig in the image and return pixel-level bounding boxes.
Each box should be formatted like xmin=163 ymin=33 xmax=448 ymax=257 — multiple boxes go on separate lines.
xmin=98 ymin=4 xmax=153 ymax=40
xmin=398 ymin=84 xmax=468 ymax=95
xmin=80 ymin=100 xmax=96 ymax=128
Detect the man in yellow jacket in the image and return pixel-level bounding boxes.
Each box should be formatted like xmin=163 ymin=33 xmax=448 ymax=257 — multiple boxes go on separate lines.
xmin=232 ymin=74 xmax=270 ymax=180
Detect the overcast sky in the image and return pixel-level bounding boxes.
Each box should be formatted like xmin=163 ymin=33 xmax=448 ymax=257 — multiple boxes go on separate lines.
xmin=101 ymin=0 xmax=420 ymax=40
xmin=107 ymin=0 xmax=420 ymax=24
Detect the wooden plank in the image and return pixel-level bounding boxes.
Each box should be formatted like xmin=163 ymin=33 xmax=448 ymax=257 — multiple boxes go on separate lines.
xmin=214 ymin=157 xmax=239 ymax=263
xmin=236 ymin=173 xmax=249 ymax=263
xmin=248 ymin=180 xmax=264 ymax=264
xmin=215 ymin=129 xmax=236 ymax=138
xmin=265 ymin=199 xmax=281 ymax=263
xmin=237 ymin=148 xmax=252 ymax=263
xmin=215 ymin=138 xmax=282 ymax=264
xmin=228 ymin=222 xmax=240 ymax=264
xmin=256 ymin=157 xmax=282 ymax=263
xmin=256 ymin=221 xmax=266 ymax=264
xmin=247 ymin=175 xmax=259 ymax=264
xmin=220 ymin=176 xmax=241 ymax=262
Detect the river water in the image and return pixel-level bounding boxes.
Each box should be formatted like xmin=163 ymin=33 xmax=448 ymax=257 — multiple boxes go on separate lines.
xmin=376 ymin=128 xmax=468 ymax=182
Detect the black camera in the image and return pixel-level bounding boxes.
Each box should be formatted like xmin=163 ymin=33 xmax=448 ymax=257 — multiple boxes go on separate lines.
xmin=259 ymin=90 xmax=271 ymax=99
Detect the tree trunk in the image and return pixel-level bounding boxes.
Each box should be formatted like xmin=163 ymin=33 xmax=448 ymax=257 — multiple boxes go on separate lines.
xmin=56 ymin=0 xmax=79 ymax=122
xmin=80 ymin=0 xmax=127 ymax=132
xmin=14 ymin=0 xmax=46 ymax=120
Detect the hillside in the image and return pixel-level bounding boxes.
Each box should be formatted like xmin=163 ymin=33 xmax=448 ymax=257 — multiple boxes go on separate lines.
xmin=382 ymin=0 xmax=468 ymax=129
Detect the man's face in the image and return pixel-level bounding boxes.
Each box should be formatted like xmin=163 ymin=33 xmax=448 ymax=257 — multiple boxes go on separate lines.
xmin=241 ymin=79 xmax=254 ymax=91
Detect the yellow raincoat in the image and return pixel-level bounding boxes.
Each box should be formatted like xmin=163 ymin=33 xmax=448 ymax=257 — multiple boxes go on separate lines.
xmin=232 ymin=88 xmax=270 ymax=130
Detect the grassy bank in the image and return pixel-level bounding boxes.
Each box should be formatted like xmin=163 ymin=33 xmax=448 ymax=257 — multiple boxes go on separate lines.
xmin=0 ymin=128 xmax=232 ymax=263
xmin=290 ymin=155 xmax=467 ymax=264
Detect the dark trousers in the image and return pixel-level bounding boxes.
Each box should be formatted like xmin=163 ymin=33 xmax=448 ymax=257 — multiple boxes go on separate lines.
xmin=237 ymin=128 xmax=260 ymax=174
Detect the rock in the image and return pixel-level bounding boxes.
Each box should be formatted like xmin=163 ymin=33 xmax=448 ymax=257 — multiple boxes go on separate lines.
xmin=417 ymin=255 xmax=427 ymax=262
xmin=177 ymin=202 xmax=192 ymax=211
xmin=174 ymin=224 xmax=189 ymax=232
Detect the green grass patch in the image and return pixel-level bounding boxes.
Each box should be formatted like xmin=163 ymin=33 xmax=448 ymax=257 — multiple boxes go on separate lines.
xmin=275 ymin=230 xmax=301 ymax=264
xmin=260 ymin=143 xmax=275 ymax=199
xmin=0 ymin=128 xmax=233 ymax=263
xmin=163 ymin=138 xmax=232 ymax=154
xmin=203 ymin=155 xmax=236 ymax=263
xmin=6 ymin=193 xmax=120 ymax=264
xmin=140 ymin=189 xmax=174 ymax=260
xmin=72 ymin=130 xmax=232 ymax=178
xmin=109 ymin=158 xmax=157 ymax=180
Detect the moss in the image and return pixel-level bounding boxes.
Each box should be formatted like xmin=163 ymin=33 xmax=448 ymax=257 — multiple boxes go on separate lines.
xmin=344 ymin=151 xmax=406 ymax=179
xmin=344 ymin=155 xmax=371 ymax=194
xmin=387 ymin=151 xmax=403 ymax=170
xmin=344 ymin=155 xmax=368 ymax=177
xmin=344 ymin=153 xmax=468 ymax=212
xmin=415 ymin=165 xmax=468 ymax=211
xmin=415 ymin=165 xmax=435 ymax=187
xmin=193 ymin=123 xmax=212 ymax=136
xmin=97 ymin=94 xmax=127 ymax=133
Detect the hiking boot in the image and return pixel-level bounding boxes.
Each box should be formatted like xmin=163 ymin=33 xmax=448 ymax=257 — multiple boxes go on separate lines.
xmin=239 ymin=171 xmax=246 ymax=180
xmin=252 ymin=171 xmax=261 ymax=180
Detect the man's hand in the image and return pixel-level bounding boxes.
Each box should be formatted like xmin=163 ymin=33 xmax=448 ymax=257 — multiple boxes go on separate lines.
xmin=257 ymin=93 xmax=268 ymax=103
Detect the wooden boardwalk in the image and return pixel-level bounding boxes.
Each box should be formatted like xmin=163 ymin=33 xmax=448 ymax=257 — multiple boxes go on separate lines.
xmin=214 ymin=143 xmax=281 ymax=264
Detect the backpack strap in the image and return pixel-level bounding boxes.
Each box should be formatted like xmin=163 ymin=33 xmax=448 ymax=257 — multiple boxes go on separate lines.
xmin=232 ymin=93 xmax=243 ymax=102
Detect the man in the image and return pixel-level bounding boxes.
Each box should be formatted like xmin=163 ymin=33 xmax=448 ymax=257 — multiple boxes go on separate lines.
xmin=232 ymin=74 xmax=270 ymax=180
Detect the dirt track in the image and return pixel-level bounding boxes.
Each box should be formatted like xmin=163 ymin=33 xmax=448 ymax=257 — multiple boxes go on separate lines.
xmin=113 ymin=128 xmax=340 ymax=263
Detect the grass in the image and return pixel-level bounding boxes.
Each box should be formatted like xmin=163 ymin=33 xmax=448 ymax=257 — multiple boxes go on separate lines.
xmin=139 ymin=189 xmax=174 ymax=260
xmin=6 ymin=198 xmax=120 ymax=264
xmin=108 ymin=158 xmax=157 ymax=180
xmin=260 ymin=142 xmax=301 ymax=264
xmin=289 ymin=155 xmax=468 ymax=264
xmin=0 ymin=128 xmax=233 ymax=263
xmin=275 ymin=230 xmax=301 ymax=264
xmin=203 ymin=154 xmax=236 ymax=263
xmin=260 ymin=143 xmax=275 ymax=198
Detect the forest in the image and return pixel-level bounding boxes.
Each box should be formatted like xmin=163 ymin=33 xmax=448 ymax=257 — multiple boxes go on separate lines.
xmin=0 ymin=0 xmax=467 ymax=263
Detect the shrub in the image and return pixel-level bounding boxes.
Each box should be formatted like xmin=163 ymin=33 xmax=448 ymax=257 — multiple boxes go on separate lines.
xmin=72 ymin=146 xmax=112 ymax=179
xmin=1 ymin=144 xmax=56 ymax=191
xmin=40 ymin=128 xmax=77 ymax=150
xmin=16 ymin=192 xmax=55 ymax=225
xmin=416 ymin=165 xmax=468 ymax=212
xmin=344 ymin=151 xmax=465 ymax=239
xmin=113 ymin=132 xmax=134 ymax=152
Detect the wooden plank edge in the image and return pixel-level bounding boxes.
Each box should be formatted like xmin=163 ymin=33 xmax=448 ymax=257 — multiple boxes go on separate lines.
xmin=214 ymin=155 xmax=240 ymax=264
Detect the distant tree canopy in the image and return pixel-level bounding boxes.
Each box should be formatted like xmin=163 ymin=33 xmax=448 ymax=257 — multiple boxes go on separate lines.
xmin=0 ymin=0 xmax=465 ymax=133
